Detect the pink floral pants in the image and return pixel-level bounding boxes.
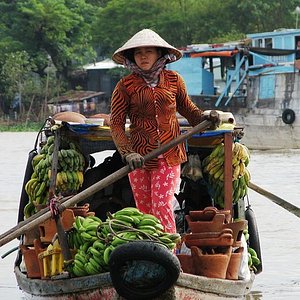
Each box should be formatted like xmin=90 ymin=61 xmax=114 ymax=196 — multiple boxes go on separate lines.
xmin=128 ymin=158 xmax=180 ymax=233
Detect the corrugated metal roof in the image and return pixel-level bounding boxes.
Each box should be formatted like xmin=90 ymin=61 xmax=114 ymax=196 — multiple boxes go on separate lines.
xmin=84 ymin=58 xmax=121 ymax=70
xmin=247 ymin=28 xmax=300 ymax=38
xmin=48 ymin=90 xmax=105 ymax=104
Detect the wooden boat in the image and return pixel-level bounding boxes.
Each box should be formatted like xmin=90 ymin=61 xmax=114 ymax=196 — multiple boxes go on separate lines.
xmin=167 ymin=28 xmax=300 ymax=149
xmin=9 ymin=117 xmax=260 ymax=299
xmin=14 ymin=265 xmax=254 ymax=299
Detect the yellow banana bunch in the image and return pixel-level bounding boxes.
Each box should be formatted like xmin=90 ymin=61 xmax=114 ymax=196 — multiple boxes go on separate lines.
xmin=231 ymin=142 xmax=250 ymax=180
xmin=231 ymin=142 xmax=251 ymax=203
xmin=24 ymin=136 xmax=86 ymax=218
xmin=202 ymin=142 xmax=251 ymax=208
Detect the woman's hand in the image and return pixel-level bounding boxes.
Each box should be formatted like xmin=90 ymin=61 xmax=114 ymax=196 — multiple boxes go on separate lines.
xmin=124 ymin=153 xmax=145 ymax=170
xmin=202 ymin=110 xmax=221 ymax=130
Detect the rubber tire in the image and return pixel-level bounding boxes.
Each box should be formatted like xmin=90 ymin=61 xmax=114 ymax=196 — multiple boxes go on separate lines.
xmin=245 ymin=206 xmax=263 ymax=274
xmin=109 ymin=241 xmax=181 ymax=300
xmin=282 ymin=109 xmax=295 ymax=124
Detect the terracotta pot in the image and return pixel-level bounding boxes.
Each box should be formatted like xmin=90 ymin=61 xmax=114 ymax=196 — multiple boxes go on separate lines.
xmin=186 ymin=213 xmax=226 ymax=233
xmin=223 ymin=220 xmax=247 ymax=247
xmin=189 ymin=207 xmax=231 ymax=223
xmin=23 ymin=225 xmax=40 ymax=246
xmin=226 ymin=247 xmax=244 ymax=280
xmin=20 ymin=239 xmax=45 ymax=278
xmin=20 ymin=245 xmax=41 ymax=278
xmin=184 ymin=229 xmax=233 ymax=248
xmin=191 ymin=246 xmax=232 ymax=279
xmin=34 ymin=239 xmax=47 ymax=278
xmin=38 ymin=209 xmax=75 ymax=243
xmin=177 ymin=254 xmax=195 ymax=275
xmin=69 ymin=203 xmax=91 ymax=217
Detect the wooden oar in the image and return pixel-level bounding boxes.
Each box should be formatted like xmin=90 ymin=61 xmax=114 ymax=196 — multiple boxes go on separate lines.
xmin=0 ymin=118 xmax=212 ymax=248
xmin=249 ymin=182 xmax=300 ymax=218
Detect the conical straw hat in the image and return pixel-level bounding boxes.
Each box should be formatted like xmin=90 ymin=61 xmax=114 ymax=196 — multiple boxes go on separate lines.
xmin=112 ymin=29 xmax=182 ymax=64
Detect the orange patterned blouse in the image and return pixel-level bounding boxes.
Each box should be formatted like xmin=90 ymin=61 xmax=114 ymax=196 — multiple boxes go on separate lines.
xmin=110 ymin=69 xmax=203 ymax=170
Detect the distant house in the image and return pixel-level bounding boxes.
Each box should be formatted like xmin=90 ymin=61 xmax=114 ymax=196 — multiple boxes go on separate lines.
xmin=84 ymin=58 xmax=122 ymax=99
xmin=48 ymin=59 xmax=123 ymax=115
xmin=48 ymin=90 xmax=105 ymax=115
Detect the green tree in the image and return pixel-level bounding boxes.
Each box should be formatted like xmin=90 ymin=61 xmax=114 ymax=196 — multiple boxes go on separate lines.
xmin=1 ymin=0 xmax=98 ymax=83
xmin=91 ymin=0 xmax=195 ymax=58
xmin=235 ymin=0 xmax=299 ymax=33
xmin=1 ymin=51 xmax=36 ymax=116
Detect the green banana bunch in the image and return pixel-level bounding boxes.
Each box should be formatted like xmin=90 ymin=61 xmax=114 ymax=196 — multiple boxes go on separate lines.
xmin=24 ymin=157 xmax=50 ymax=218
xmin=243 ymin=227 xmax=249 ymax=242
xmin=69 ymin=208 xmax=182 ymax=277
xmin=202 ymin=142 xmax=251 ymax=208
xmin=248 ymin=247 xmax=261 ymax=273
xmin=73 ymin=240 xmax=108 ymax=277
xmin=71 ymin=215 xmax=102 ymax=246
xmin=69 ymin=215 xmax=108 ymax=276
xmin=24 ymin=136 xmax=86 ymax=218
xmin=71 ymin=242 xmax=93 ymax=277
xmin=23 ymin=201 xmax=36 ymax=219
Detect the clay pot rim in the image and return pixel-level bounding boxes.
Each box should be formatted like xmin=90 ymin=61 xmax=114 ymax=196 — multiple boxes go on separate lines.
xmin=189 ymin=207 xmax=231 ymax=222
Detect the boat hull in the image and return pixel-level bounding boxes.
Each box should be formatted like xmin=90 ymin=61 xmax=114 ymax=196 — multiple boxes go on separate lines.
xmin=15 ymin=266 xmax=254 ymax=300
xmin=234 ymin=71 xmax=300 ymax=149
xmin=235 ymin=112 xmax=300 ymax=149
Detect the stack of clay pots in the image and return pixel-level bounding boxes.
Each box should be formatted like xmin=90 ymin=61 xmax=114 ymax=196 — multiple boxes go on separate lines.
xmin=177 ymin=207 xmax=247 ymax=280
xmin=20 ymin=204 xmax=94 ymax=279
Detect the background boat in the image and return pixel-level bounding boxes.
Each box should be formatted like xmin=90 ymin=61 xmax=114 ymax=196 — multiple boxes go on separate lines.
xmin=167 ymin=28 xmax=300 ymax=150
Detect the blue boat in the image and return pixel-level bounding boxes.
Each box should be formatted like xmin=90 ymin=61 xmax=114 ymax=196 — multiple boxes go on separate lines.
xmin=167 ymin=28 xmax=300 ymax=149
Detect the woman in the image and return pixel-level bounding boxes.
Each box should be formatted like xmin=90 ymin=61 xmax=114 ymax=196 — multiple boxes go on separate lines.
xmin=110 ymin=29 xmax=219 ymax=233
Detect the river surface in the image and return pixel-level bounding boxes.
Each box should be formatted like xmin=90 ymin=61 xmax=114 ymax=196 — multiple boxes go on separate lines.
xmin=0 ymin=132 xmax=300 ymax=299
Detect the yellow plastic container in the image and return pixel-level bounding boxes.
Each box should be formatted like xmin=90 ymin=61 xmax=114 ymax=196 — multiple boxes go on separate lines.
xmin=38 ymin=240 xmax=64 ymax=278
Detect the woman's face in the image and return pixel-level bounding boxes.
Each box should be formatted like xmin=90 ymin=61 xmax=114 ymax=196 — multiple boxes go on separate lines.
xmin=133 ymin=47 xmax=161 ymax=70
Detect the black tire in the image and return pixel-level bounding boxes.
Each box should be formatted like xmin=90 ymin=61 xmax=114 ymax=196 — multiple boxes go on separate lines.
xmin=109 ymin=241 xmax=181 ymax=300
xmin=245 ymin=206 xmax=263 ymax=274
xmin=282 ymin=109 xmax=296 ymax=124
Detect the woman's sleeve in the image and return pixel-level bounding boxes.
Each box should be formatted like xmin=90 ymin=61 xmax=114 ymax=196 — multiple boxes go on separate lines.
xmin=176 ymin=73 xmax=203 ymax=126
xmin=110 ymin=80 xmax=134 ymax=156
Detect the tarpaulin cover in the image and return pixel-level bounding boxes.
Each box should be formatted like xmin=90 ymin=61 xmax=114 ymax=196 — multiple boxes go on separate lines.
xmin=190 ymin=50 xmax=239 ymax=58
xmin=249 ymin=47 xmax=296 ymax=56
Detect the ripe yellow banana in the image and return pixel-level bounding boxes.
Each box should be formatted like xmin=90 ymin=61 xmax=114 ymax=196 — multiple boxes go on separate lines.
xmin=76 ymin=171 xmax=84 ymax=185
xmin=232 ymin=164 xmax=241 ymax=181
xmin=238 ymin=162 xmax=246 ymax=177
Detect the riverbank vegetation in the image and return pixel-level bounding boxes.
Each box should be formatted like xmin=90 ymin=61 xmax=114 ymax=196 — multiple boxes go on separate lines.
xmin=0 ymin=122 xmax=43 ymax=132
xmin=0 ymin=0 xmax=299 ymax=125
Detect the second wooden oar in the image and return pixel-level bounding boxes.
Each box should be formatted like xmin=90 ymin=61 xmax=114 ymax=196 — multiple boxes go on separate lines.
xmin=0 ymin=118 xmax=212 ymax=248
xmin=249 ymin=182 xmax=300 ymax=218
